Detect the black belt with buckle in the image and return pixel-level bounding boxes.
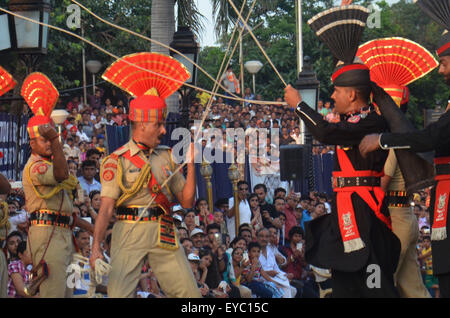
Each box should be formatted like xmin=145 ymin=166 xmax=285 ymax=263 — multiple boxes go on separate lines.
xmin=333 ymin=176 xmax=380 ymax=188
xmin=30 ymin=210 xmax=72 ymax=228
xmin=436 ymin=163 xmax=450 ymax=176
xmin=116 ymin=206 xmax=165 ymax=221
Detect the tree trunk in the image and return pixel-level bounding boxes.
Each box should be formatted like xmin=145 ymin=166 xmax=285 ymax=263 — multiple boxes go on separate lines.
xmin=151 ymin=0 xmax=179 ymax=114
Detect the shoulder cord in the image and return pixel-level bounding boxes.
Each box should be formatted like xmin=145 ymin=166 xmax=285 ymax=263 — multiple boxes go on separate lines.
xmin=25 ymin=163 xmax=78 ymax=200
xmin=0 ymin=201 xmax=10 ymax=236
xmin=115 ymin=156 xmax=152 ymax=207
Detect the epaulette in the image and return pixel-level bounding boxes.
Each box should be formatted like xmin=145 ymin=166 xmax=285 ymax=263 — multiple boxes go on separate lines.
xmin=101 ymin=145 xmax=128 ymax=166
xmin=154 ymin=145 xmax=171 ymax=157
xmin=155 ymin=145 xmax=171 ymax=150
xmin=113 ymin=145 xmax=129 ymax=156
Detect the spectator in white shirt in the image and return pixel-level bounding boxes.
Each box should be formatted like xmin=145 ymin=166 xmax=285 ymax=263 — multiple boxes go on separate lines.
xmin=226 ymin=181 xmax=252 ymax=241
xmin=290 ymin=127 xmax=302 ymax=145
xmin=257 ymin=228 xmax=296 ymax=298
xmin=78 ymin=160 xmax=101 ymax=195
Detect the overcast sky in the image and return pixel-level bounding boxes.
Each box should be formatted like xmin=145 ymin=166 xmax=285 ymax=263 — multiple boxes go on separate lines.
xmin=197 ymin=0 xmax=401 ymax=47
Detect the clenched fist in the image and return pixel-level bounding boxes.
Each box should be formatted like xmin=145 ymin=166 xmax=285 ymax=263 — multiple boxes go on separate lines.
xmin=284 ymin=85 xmax=302 ymax=108
xmin=359 ymin=134 xmax=381 ymax=158
xmin=38 ymin=124 xmax=58 ymax=141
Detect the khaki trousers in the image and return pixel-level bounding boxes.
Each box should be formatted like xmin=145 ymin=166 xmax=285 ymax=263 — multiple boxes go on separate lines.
xmin=108 ymin=221 xmax=201 ymax=298
xmin=0 ymin=251 xmax=8 ymax=298
xmin=390 ymin=206 xmax=430 ymax=298
xmin=28 ymin=225 xmax=75 ymax=298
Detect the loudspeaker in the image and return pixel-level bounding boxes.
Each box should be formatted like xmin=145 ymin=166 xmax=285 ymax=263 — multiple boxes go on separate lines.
xmin=280 ymin=144 xmax=312 ymax=181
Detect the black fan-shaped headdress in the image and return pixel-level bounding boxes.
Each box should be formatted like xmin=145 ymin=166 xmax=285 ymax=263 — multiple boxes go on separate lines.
xmin=308 ymin=5 xmax=370 ymax=86
xmin=415 ymin=0 xmax=450 ymax=57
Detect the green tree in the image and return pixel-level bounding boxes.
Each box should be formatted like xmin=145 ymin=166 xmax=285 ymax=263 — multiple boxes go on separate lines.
xmin=0 ymin=0 xmax=152 ymax=113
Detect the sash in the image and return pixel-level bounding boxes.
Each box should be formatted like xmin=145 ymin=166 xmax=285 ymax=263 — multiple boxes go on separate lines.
xmin=121 ymin=150 xmax=178 ymax=250
xmin=333 ymin=148 xmax=390 ymax=253
xmin=431 ymin=156 xmax=450 ymax=241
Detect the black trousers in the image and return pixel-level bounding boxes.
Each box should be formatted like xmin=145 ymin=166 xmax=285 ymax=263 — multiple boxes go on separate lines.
xmin=437 ymin=273 xmax=450 ymax=298
xmin=331 ymin=264 xmax=399 ymax=298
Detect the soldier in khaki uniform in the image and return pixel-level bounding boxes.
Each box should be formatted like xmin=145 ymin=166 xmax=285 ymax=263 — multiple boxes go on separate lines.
xmin=0 ymin=170 xmax=12 ymax=298
xmin=383 ymin=150 xmax=430 ymax=298
xmin=21 ymin=73 xmax=93 ymax=298
xmin=90 ymin=52 xmax=200 ymax=298
xmin=0 ymin=66 xmax=15 ymax=298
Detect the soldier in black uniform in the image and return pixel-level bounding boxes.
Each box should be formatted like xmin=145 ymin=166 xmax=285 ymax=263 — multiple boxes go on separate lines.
xmin=284 ymin=4 xmax=400 ymax=297
xmin=359 ymin=0 xmax=450 ymax=298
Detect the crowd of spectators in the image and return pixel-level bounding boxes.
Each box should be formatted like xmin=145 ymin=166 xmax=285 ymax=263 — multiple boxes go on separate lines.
xmin=2 ymin=85 xmax=440 ymax=298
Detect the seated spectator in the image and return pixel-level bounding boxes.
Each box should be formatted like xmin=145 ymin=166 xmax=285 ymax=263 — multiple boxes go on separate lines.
xmin=5 ymin=231 xmax=22 ymax=262
xmin=274 ymin=188 xmax=287 ymax=200
xmin=7 ymin=241 xmax=33 ymax=298
xmin=223 ymin=247 xmax=252 ymax=298
xmin=187 ymin=253 xmax=212 ymax=298
xmin=78 ymin=160 xmax=101 ymax=194
xmin=239 ymin=228 xmax=253 ymax=246
xmin=212 ymin=209 xmax=228 ymax=235
xmin=281 ymin=226 xmax=318 ymax=298
xmin=190 ymin=228 xmax=205 ymax=250
xmin=298 ymin=196 xmax=313 ymax=230
xmin=178 ymin=227 xmax=189 ymax=240
xmin=311 ymin=203 xmax=327 ymax=219
xmin=198 ymin=248 xmax=236 ymax=298
xmin=284 ymin=193 xmax=300 ymax=237
xmin=317 ymin=193 xmax=331 ymax=214
xmin=86 ymin=190 xmax=101 ymax=222
xmin=75 ymin=229 xmax=91 ymax=252
xmin=257 ymin=228 xmax=295 ymax=298
xmin=241 ymin=242 xmax=282 ymax=298
xmin=182 ymin=210 xmax=198 ymax=235
xmin=181 ymin=237 xmax=193 ymax=256
xmin=195 ymin=198 xmax=214 ymax=226
xmin=267 ymin=225 xmax=287 ymax=266
xmin=249 ymin=194 xmax=264 ymax=232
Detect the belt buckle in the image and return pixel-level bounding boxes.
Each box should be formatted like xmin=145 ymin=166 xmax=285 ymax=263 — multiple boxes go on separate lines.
xmin=137 ymin=208 xmax=150 ymax=218
xmin=338 ymin=177 xmax=345 ymax=188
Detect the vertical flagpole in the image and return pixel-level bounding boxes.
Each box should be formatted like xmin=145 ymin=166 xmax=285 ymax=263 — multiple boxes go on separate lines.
xmin=296 ymin=0 xmax=305 ymax=144
xmin=240 ymin=34 xmax=244 ymax=105
xmin=82 ymin=24 xmax=87 ymax=107
xmin=296 ymin=0 xmax=303 ymax=74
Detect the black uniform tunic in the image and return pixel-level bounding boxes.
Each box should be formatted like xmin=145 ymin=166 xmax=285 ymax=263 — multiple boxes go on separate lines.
xmin=381 ymin=110 xmax=450 ymax=276
xmin=296 ymin=102 xmax=401 ymax=297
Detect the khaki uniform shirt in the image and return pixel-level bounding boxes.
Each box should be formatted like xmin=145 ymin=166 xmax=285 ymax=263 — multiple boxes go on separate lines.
xmin=384 ymin=149 xmax=406 ymax=191
xmin=100 ymin=140 xmax=185 ymax=207
xmin=23 ymin=154 xmax=73 ymax=215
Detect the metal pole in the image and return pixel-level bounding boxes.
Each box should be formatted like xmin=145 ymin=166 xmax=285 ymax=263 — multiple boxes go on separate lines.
xmin=82 ymin=24 xmax=87 ymax=107
xmin=239 ymin=34 xmax=244 ymax=106
xmin=92 ymin=74 xmax=96 ymax=95
xmin=296 ymin=0 xmax=303 ymax=74
xmin=233 ymin=179 xmax=240 ymax=237
xmin=253 ymin=74 xmax=256 ymax=96
xmin=296 ymin=0 xmax=305 ymax=144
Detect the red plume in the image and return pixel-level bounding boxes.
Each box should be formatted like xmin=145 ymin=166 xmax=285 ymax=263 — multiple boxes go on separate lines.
xmin=102 ymin=52 xmax=190 ymax=99
xmin=357 ymin=37 xmax=438 ymax=105
xmin=0 ymin=66 xmax=16 ymax=97
xmin=21 ymin=72 xmax=59 ymax=117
